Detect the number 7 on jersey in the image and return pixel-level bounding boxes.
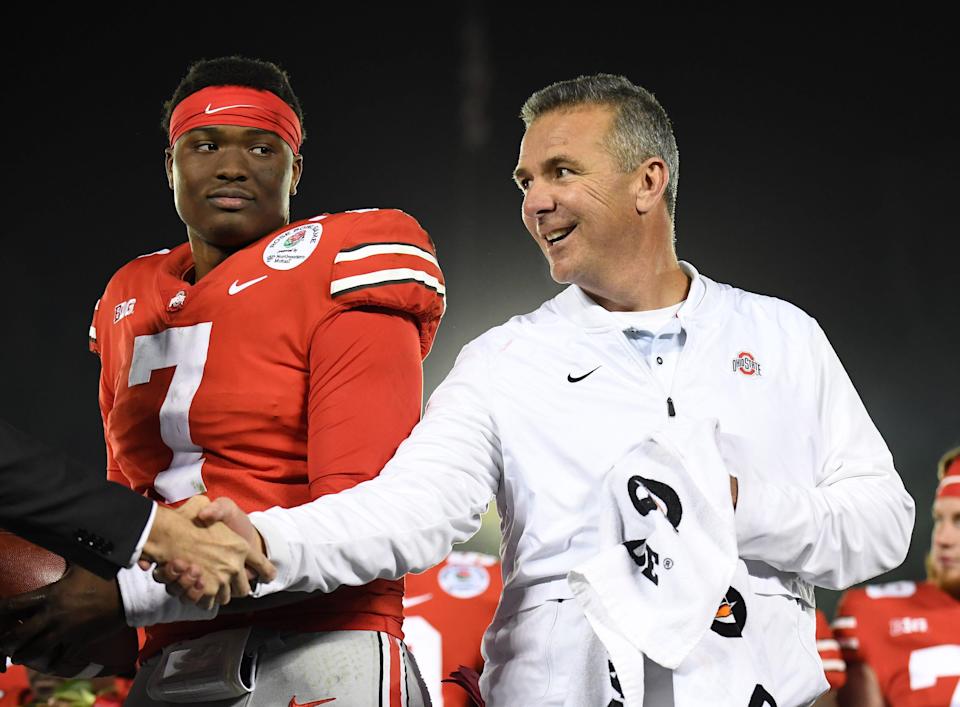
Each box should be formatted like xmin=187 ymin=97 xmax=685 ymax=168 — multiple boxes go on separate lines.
xmin=128 ymin=323 xmax=212 ymax=503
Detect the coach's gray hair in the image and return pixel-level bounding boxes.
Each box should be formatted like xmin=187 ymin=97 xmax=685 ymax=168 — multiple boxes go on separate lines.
xmin=520 ymin=74 xmax=679 ymax=221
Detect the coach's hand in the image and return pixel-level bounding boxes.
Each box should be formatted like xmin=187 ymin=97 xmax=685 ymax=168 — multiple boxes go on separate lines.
xmin=154 ymin=496 xmax=270 ymax=608
xmin=141 ymin=496 xmax=275 ymax=609
xmin=0 ymin=565 xmax=123 ymax=669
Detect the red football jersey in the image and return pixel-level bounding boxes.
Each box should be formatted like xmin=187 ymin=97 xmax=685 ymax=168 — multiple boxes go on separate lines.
xmin=816 ymin=608 xmax=846 ymax=691
xmin=403 ymin=552 xmax=502 ymax=707
xmin=0 ymin=663 xmax=30 ymax=706
xmin=90 ymin=209 xmax=445 ymax=658
xmin=834 ymin=581 xmax=960 ymax=706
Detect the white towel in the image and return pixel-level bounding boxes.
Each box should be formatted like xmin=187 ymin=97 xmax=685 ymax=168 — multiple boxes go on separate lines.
xmin=566 ymin=419 xmax=781 ymax=706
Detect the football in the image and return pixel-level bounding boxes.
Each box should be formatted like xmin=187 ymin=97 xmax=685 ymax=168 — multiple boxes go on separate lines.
xmin=0 ymin=530 xmax=138 ymax=677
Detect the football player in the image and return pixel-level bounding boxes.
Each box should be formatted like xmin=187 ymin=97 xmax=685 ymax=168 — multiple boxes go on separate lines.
xmin=403 ymin=551 xmax=501 ymax=707
xmin=0 ymin=56 xmax=444 ymax=707
xmin=834 ymin=446 xmax=960 ymax=706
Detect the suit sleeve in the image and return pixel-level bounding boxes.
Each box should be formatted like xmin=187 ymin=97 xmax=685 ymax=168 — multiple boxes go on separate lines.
xmin=0 ymin=418 xmax=152 ymax=578
xmin=733 ymin=321 xmax=915 ymax=589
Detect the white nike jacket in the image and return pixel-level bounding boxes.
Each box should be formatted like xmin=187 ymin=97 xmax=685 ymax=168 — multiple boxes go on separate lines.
xmin=250 ymin=262 xmax=915 ymax=618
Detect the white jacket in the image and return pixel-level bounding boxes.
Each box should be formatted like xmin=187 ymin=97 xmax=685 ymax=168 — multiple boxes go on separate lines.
xmin=250 ymin=262 xmax=915 ymax=618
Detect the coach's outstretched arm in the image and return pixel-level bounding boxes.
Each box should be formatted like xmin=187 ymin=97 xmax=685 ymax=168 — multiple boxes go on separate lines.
xmin=731 ymin=321 xmax=915 ymax=590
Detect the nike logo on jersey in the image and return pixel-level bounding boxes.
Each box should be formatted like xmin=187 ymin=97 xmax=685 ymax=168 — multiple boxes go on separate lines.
xmin=205 ymin=102 xmax=257 ymax=114
xmin=288 ymin=698 xmax=336 ymax=707
xmin=228 ymin=276 xmax=269 ymax=295
xmin=567 ymin=366 xmax=601 ymax=383
xmin=401 ymin=593 xmax=433 ymax=609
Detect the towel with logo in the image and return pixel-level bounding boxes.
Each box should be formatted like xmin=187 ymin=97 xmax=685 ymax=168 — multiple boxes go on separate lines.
xmin=566 ymin=419 xmax=781 ymax=706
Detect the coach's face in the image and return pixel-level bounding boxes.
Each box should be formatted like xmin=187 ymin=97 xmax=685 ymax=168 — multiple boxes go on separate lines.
xmin=514 ymin=105 xmax=642 ymax=295
xmin=165 ymin=125 xmax=303 ymax=250
xmin=932 ymin=496 xmax=960 ymax=596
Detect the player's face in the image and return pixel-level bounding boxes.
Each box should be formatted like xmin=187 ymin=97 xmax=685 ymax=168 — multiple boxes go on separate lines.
xmin=931 ymin=496 xmax=960 ymax=596
xmin=514 ymin=105 xmax=642 ymax=296
xmin=165 ymin=125 xmax=303 ymax=250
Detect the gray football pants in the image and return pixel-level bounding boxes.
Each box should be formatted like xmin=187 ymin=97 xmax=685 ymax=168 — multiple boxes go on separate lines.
xmin=125 ymin=629 xmax=431 ymax=707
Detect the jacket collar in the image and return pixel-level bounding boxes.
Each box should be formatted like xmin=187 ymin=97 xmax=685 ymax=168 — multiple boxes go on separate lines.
xmin=551 ymin=261 xmax=712 ymax=332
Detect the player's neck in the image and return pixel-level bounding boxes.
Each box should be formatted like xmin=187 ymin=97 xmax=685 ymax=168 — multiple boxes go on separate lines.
xmin=186 ymin=235 xmax=238 ymax=282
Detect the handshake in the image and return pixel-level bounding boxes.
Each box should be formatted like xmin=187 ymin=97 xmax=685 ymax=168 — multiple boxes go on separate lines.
xmin=142 ymin=496 xmax=271 ymax=609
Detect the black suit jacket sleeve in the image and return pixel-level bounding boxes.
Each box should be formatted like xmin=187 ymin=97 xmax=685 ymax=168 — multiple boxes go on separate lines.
xmin=0 ymin=419 xmax=153 ymax=579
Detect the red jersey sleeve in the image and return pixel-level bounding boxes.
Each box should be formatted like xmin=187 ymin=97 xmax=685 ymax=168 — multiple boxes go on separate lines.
xmin=89 ymin=297 xmax=102 ymax=355
xmin=306 ymin=307 xmax=423 ymax=499
xmin=329 ymin=210 xmax=445 ymax=358
xmin=89 ymin=294 xmax=126 ymax=487
xmin=833 ymin=588 xmax=868 ymax=665
xmin=816 ymin=609 xmax=847 ymax=690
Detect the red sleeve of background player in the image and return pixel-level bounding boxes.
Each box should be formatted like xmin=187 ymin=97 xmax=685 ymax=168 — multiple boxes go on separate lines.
xmin=816 ymin=609 xmax=847 ymax=690
xmin=305 ymin=308 xmax=423 ymax=498
xmin=833 ymin=589 xmax=868 ymax=666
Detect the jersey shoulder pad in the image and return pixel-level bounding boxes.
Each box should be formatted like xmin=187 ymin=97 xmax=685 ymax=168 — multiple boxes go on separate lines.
xmin=328 ymin=209 xmax=445 ymax=357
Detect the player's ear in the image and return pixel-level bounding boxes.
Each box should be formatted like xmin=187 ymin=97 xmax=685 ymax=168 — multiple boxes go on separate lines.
xmin=164 ymin=148 xmax=175 ymax=191
xmin=290 ymin=154 xmax=303 ymax=197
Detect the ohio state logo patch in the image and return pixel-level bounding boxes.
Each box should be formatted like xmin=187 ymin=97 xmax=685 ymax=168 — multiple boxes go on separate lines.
xmin=732 ymin=351 xmax=761 ymax=376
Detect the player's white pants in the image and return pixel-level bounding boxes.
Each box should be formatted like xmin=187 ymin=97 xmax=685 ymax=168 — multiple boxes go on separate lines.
xmin=125 ymin=629 xmax=430 ymax=707
xmin=480 ymin=597 xmax=828 ymax=706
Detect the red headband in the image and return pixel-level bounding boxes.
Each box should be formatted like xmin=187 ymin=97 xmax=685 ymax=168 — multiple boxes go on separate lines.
xmin=937 ymin=457 xmax=960 ymax=500
xmin=168 ymin=85 xmax=302 ymax=155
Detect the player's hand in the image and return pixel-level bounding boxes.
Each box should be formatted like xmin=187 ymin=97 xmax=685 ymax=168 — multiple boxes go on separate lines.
xmin=140 ymin=497 xmax=275 ymax=609
xmin=0 ymin=565 xmax=124 ymax=670
xmin=730 ymin=475 xmax=738 ymax=509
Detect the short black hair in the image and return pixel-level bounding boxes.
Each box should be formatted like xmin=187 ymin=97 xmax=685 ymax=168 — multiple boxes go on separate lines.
xmin=161 ymin=56 xmax=305 ymax=141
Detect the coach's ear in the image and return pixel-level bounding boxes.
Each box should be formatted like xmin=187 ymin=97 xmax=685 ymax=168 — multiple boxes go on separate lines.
xmin=633 ymin=156 xmax=668 ymax=215
xmin=165 ymin=148 xmax=174 ymax=191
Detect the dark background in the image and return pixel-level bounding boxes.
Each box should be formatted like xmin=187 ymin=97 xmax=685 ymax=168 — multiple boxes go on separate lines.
xmin=2 ymin=9 xmax=956 ymax=619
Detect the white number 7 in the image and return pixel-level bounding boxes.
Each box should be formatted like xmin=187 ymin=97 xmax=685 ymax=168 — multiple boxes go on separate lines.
xmin=909 ymin=645 xmax=960 ymax=705
xmin=128 ymin=323 xmax=212 ymax=504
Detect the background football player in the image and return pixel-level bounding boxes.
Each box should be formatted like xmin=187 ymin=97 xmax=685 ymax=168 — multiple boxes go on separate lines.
xmin=834 ymin=446 xmax=960 ymax=706
xmin=403 ymin=550 xmax=501 ymax=707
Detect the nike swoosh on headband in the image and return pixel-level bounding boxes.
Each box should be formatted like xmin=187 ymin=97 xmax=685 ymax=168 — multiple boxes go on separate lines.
xmin=204 ymin=103 xmax=258 ymax=114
